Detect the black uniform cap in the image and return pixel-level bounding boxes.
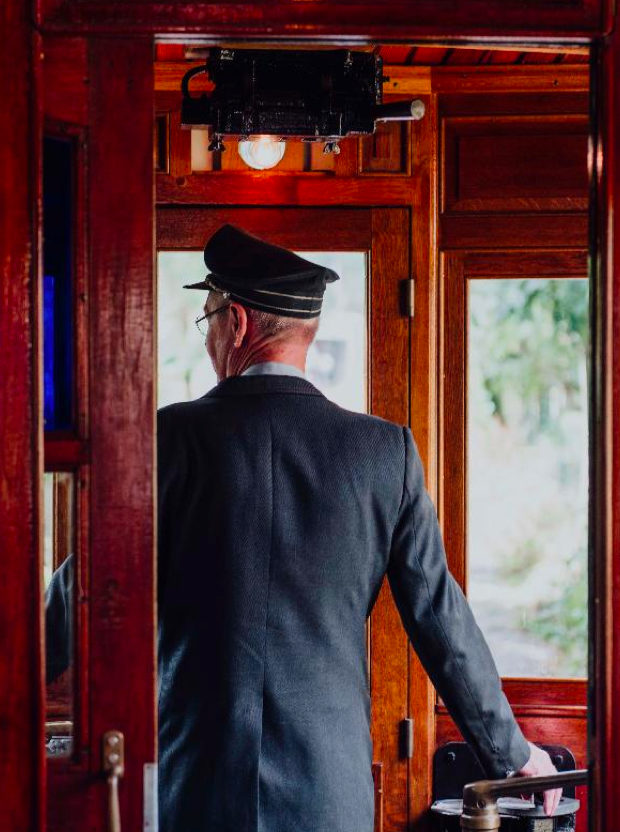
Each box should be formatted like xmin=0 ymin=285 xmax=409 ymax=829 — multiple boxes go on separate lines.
xmin=183 ymin=223 xmax=340 ymax=319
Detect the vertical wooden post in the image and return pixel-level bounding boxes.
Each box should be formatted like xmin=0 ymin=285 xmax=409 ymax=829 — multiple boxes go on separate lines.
xmin=0 ymin=2 xmax=44 ymax=832
xmin=591 ymin=23 xmax=620 ymax=832
xmin=88 ymin=38 xmax=155 ymax=831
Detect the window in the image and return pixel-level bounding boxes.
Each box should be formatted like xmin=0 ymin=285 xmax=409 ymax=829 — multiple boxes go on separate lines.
xmin=467 ymin=277 xmax=588 ymax=678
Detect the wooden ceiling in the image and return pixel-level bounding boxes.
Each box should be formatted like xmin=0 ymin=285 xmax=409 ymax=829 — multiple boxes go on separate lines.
xmin=155 ymin=43 xmax=589 ymax=67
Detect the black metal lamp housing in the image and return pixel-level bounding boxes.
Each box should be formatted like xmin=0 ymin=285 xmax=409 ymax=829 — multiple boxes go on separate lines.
xmin=181 ymin=47 xmax=424 ymax=151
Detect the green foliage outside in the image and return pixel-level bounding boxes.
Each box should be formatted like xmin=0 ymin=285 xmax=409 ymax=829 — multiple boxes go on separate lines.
xmin=470 ymin=277 xmax=589 ymax=677
xmin=472 ymin=278 xmax=589 ymax=440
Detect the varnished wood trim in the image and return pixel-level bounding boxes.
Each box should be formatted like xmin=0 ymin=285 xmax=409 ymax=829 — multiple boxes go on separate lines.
xmin=153 ymin=61 xmax=588 ymax=96
xmin=591 ymin=28 xmax=620 ymax=832
xmin=157 ymin=172 xmax=415 ymax=206
xmin=37 ymin=2 xmax=608 ymax=38
xmin=44 ymin=438 xmax=89 ymax=468
xmin=0 ymin=10 xmax=44 ymax=832
xmin=156 ymin=206 xmax=372 ymax=250
xmin=440 ymin=213 xmax=589 ymax=249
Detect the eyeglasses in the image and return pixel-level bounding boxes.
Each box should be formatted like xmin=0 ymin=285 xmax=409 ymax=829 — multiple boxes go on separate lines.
xmin=195 ymin=303 xmax=231 ymax=337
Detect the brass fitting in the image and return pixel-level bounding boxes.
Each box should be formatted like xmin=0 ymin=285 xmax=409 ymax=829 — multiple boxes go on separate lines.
xmin=460 ymin=768 xmax=588 ymax=832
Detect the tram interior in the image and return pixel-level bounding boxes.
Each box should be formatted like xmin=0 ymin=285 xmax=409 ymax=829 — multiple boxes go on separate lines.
xmin=42 ymin=39 xmax=591 ymax=831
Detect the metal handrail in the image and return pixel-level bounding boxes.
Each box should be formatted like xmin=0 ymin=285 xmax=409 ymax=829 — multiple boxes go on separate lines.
xmin=460 ymin=768 xmax=588 ymax=831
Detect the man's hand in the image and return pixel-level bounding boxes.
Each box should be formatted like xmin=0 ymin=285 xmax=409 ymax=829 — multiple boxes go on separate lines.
xmin=516 ymin=741 xmax=562 ymax=816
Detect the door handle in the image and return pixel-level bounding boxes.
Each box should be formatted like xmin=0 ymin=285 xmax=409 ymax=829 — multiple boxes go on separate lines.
xmin=102 ymin=731 xmax=125 ymax=832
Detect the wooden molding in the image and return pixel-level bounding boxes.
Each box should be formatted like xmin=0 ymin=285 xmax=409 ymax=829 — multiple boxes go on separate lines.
xmin=154 ymin=61 xmax=589 ymax=96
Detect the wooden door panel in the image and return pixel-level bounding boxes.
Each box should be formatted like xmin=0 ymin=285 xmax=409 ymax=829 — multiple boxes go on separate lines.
xmin=439 ymin=249 xmax=589 ymax=829
xmin=46 ymin=37 xmax=156 ymax=832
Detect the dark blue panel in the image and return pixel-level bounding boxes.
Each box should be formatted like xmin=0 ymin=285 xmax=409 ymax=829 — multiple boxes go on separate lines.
xmin=43 ymin=136 xmax=74 ymax=431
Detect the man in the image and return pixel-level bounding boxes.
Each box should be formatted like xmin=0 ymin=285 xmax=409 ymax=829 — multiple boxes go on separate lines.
xmin=157 ymin=224 xmax=561 ymax=832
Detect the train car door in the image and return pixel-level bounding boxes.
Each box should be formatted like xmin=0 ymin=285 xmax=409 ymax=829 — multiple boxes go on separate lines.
xmin=156 ymin=205 xmax=413 ymax=831
xmin=40 ymin=38 xmax=157 ymax=832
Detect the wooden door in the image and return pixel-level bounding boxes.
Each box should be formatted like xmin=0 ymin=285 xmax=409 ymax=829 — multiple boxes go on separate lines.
xmin=156 ymin=205 xmax=414 ymax=831
xmin=40 ymin=38 xmax=157 ymax=832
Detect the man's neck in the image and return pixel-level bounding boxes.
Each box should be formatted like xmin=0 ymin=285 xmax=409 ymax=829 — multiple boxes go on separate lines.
xmin=239 ymin=360 xmax=306 ymax=379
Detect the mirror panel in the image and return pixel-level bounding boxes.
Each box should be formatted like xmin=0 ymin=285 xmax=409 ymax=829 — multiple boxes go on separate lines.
xmin=44 ymin=471 xmax=75 ymax=757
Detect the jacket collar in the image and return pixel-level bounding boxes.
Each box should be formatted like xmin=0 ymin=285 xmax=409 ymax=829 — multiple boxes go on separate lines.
xmin=203 ymin=373 xmax=326 ymax=398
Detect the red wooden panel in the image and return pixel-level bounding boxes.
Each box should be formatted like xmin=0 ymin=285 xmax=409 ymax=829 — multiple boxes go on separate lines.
xmin=157 ymin=206 xmax=372 ymax=250
xmin=360 ymin=121 xmax=409 ymax=175
xmin=37 ymin=0 xmax=610 ymax=37
xmin=43 ymin=36 xmax=88 ymax=125
xmin=156 ymin=172 xmax=415 ymax=206
xmin=442 ymin=115 xmax=589 ymax=213
xmin=48 ymin=38 xmax=156 ymax=832
xmin=0 ymin=3 xmax=44 ymax=832
xmin=87 ymin=36 xmax=155 ymax=832
xmin=440 ymin=213 xmax=589 ymax=249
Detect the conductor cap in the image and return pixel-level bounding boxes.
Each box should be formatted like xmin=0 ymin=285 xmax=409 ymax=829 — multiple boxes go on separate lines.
xmin=183 ymin=223 xmax=340 ymax=319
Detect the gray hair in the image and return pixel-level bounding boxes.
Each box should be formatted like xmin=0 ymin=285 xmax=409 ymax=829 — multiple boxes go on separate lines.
xmin=246 ymin=307 xmax=320 ymax=343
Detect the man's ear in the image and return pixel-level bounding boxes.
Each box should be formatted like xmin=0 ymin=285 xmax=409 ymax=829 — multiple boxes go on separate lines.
xmin=231 ymin=303 xmax=248 ymax=347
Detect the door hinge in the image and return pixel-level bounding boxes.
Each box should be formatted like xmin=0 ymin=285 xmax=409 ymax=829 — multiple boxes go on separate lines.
xmin=399 ymin=718 xmax=414 ymax=759
xmin=401 ymin=278 xmax=415 ymax=318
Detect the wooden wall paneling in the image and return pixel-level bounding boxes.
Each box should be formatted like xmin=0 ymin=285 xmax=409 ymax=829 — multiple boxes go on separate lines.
xmin=42 ymin=36 xmax=88 ymax=126
xmin=591 ymin=25 xmax=620 ymax=832
xmin=440 ymin=214 xmax=589 ymax=250
xmin=0 ymin=2 xmax=44 ymax=831
xmin=441 ymin=115 xmax=589 ymax=214
xmin=360 ymin=120 xmax=410 ymax=176
xmin=37 ymin=0 xmax=610 ymax=38
xmin=156 ymin=173 xmax=415 ymax=206
xmin=369 ymin=208 xmax=411 ymax=832
xmin=169 ymin=107 xmax=191 ymax=178
xmin=439 ymin=91 xmax=590 ymax=118
xmin=408 ymin=93 xmax=439 ymax=830
xmin=152 ymin=63 xmax=589 ymax=114
xmin=156 ymin=206 xmax=372 ymax=251
xmin=48 ymin=38 xmax=156 ymax=832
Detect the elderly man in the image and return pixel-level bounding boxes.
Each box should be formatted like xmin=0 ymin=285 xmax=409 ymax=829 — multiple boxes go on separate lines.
xmin=156 ymin=224 xmax=560 ymax=832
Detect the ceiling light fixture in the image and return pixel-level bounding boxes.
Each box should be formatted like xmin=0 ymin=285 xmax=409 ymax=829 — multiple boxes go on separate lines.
xmin=238 ymin=135 xmax=287 ymax=170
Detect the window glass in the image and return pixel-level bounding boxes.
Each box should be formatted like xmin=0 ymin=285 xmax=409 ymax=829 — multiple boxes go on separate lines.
xmin=157 ymin=250 xmax=367 ymax=412
xmin=467 ymin=278 xmax=588 ymax=678
xmin=43 ymin=136 xmax=74 ymax=431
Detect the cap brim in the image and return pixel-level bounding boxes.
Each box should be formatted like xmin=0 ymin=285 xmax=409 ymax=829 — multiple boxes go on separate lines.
xmin=183 ymin=280 xmax=210 ymax=290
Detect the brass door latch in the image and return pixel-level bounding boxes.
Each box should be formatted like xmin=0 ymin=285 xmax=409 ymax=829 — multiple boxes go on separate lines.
xmin=102 ymin=731 xmax=125 ymax=832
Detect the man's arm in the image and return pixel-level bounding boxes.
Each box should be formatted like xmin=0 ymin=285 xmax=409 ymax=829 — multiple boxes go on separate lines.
xmin=386 ymin=427 xmax=556 ymax=793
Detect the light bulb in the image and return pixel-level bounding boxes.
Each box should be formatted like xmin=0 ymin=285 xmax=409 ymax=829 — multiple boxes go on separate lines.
xmin=238 ymin=135 xmax=286 ymax=170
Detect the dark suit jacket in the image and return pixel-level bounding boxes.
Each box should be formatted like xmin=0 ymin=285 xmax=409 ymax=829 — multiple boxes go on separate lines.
xmin=157 ymin=373 xmax=530 ymax=832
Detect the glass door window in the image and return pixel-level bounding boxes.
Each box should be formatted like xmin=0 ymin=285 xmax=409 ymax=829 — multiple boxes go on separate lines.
xmin=157 ymin=250 xmax=368 ymax=412
xmin=466 ymin=277 xmax=589 ymax=678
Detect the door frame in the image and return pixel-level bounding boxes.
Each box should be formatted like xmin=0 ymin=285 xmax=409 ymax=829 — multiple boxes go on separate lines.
xmin=157 ymin=204 xmax=418 ymax=830
xmin=2 ymin=11 xmax=619 ymax=832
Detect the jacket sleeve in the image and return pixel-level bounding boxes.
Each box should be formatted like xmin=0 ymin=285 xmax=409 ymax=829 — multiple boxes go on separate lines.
xmin=45 ymin=553 xmax=74 ymax=684
xmin=386 ymin=426 xmax=531 ymax=779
